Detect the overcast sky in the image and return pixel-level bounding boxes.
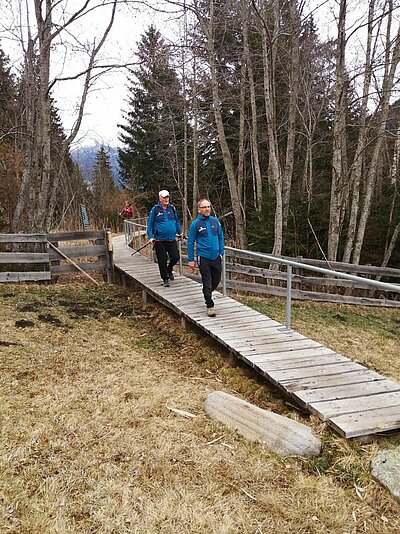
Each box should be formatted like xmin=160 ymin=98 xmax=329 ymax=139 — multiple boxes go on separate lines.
xmin=0 ymin=0 xmax=181 ymax=148
xmin=0 ymin=1 xmax=368 ymax=149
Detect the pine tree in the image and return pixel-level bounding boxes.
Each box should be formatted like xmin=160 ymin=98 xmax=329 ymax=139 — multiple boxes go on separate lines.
xmin=118 ymin=26 xmax=186 ymax=201
xmin=91 ymin=146 xmax=119 ymax=226
xmin=0 ymin=47 xmax=21 ymax=231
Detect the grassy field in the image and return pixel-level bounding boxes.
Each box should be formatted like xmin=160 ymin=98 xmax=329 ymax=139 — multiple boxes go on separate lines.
xmin=1 ymin=282 xmax=399 ymax=533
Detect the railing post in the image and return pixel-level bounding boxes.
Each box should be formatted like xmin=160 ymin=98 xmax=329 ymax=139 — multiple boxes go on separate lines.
xmin=222 ymin=253 xmax=227 ymax=295
xmin=137 ymin=222 xmax=142 ymax=254
xmin=178 ymin=239 xmax=183 ymax=275
xmin=285 ymin=265 xmax=292 ymax=331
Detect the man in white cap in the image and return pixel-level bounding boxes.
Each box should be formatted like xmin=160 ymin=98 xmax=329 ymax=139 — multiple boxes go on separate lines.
xmin=147 ymin=190 xmax=183 ymax=287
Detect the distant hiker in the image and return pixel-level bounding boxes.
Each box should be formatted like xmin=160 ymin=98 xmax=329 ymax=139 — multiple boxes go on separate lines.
xmin=119 ymin=201 xmax=134 ymax=219
xmin=147 ymin=190 xmax=183 ymax=287
xmin=187 ymin=199 xmax=224 ymax=317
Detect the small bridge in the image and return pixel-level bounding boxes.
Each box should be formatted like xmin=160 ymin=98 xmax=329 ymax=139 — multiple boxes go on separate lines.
xmin=113 ymin=235 xmax=400 ymax=440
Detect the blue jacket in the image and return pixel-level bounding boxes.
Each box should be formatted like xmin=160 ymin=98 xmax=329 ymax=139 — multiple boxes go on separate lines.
xmin=187 ymin=215 xmax=224 ymax=261
xmin=147 ymin=203 xmax=182 ymax=241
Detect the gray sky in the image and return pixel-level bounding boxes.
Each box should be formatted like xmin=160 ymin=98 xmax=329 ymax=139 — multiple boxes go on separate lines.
xmin=0 ymin=0 xmax=180 ymax=148
xmin=1 ymin=1 xmax=376 ymax=148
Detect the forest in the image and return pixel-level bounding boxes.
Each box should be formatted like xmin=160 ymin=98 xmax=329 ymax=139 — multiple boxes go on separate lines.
xmin=1 ymin=0 xmax=400 ymax=267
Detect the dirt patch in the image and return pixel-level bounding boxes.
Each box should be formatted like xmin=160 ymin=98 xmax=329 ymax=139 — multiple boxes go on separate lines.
xmin=17 ymin=302 xmax=42 ymax=312
xmin=37 ymin=313 xmax=64 ymax=327
xmin=14 ymin=319 xmax=35 ymax=328
xmin=0 ymin=340 xmax=21 ymax=346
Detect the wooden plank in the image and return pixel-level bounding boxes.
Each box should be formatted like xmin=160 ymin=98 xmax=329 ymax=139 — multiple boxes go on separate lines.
xmin=48 ymin=230 xmax=105 ymax=241
xmin=310 ymin=391 xmax=400 ymax=421
xmin=295 ymin=379 xmax=400 ymax=406
xmin=239 ymin=339 xmax=323 ymax=356
xmin=0 ymin=252 xmax=49 ymax=264
xmin=0 ymin=271 xmax=51 ymax=282
xmin=226 ymin=280 xmax=400 ymax=308
xmin=265 ymin=361 xmax=367 ymax=384
xmin=225 ymin=331 xmax=307 ymax=345
xmin=244 ymin=347 xmax=335 ymax=364
xmin=328 ymin=406 xmax=400 ymax=438
xmin=204 ymin=324 xmax=283 ymax=339
xmin=49 ymin=245 xmax=105 ymax=260
xmin=50 ymin=261 xmax=107 ymax=275
xmin=0 ymin=234 xmax=47 ymax=243
xmin=226 ymin=262 xmax=375 ymax=290
xmin=256 ymin=353 xmax=350 ymax=372
xmin=226 ymin=247 xmax=400 ymax=278
xmin=280 ymin=369 xmax=384 ymax=392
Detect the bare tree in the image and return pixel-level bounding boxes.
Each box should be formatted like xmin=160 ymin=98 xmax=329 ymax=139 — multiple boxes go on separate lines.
xmin=5 ymin=0 xmax=119 ymax=232
xmin=352 ymin=0 xmax=400 ymax=264
xmin=193 ymin=0 xmax=247 ymax=247
xmin=327 ymin=0 xmax=347 ymax=261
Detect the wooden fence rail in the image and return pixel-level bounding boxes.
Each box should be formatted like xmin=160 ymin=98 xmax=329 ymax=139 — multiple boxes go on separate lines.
xmin=0 ymin=230 xmax=113 ymax=283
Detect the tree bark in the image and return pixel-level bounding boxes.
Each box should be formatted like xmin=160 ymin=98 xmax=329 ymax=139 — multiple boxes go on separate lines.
xmin=342 ymin=0 xmax=375 ymax=263
xmin=195 ymin=0 xmax=246 ymax=247
xmin=328 ymin=0 xmax=347 ymax=261
xmin=352 ymin=1 xmax=400 ymax=264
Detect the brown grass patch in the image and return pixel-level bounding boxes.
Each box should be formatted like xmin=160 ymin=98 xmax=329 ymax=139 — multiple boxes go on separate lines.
xmin=1 ymin=283 xmax=399 ymax=533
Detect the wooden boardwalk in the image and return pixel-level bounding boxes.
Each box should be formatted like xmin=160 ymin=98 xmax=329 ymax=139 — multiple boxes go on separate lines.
xmin=113 ymin=235 xmax=400 ymax=439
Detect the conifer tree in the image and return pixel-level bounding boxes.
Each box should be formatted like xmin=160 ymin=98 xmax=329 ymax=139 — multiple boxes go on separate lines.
xmin=91 ymin=146 xmax=119 ymax=226
xmin=118 ymin=26 xmax=186 ymax=201
xmin=0 ymin=47 xmax=21 ymax=231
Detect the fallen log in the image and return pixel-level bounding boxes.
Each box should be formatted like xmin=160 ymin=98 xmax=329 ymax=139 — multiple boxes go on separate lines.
xmin=204 ymin=391 xmax=321 ymax=458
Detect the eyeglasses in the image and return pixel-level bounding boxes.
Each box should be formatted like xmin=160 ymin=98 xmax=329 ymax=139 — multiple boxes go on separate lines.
xmin=199 ymin=205 xmax=210 ymax=208
xmin=162 ymin=195 xmax=170 ymax=198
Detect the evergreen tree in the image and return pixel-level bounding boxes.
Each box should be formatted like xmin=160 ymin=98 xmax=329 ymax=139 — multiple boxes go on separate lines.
xmin=0 ymin=46 xmax=21 ymax=231
xmin=118 ymin=26 xmax=186 ymax=202
xmin=91 ymin=146 xmax=119 ymax=226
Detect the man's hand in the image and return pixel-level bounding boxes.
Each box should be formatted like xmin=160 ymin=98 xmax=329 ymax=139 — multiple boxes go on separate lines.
xmin=149 ymin=238 xmax=155 ymax=244
xmin=188 ymin=261 xmax=196 ymax=271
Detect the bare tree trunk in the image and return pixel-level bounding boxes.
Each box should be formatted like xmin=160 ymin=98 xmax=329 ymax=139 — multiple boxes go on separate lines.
xmin=328 ymin=0 xmax=347 ymax=261
xmin=352 ymin=2 xmax=400 ymax=264
xmin=237 ymin=28 xmax=246 ymax=210
xmin=11 ymin=33 xmax=37 ymax=233
xmin=260 ymin=0 xmax=283 ymax=255
xmin=282 ymin=0 xmax=301 ymax=229
xmin=46 ymin=1 xmax=117 ymax=230
xmin=195 ymin=0 xmax=246 ymax=247
xmin=243 ymin=6 xmax=263 ymax=214
xmin=192 ymin=50 xmax=199 ymax=216
xmin=342 ymin=0 xmax=375 ymax=263
xmin=11 ymin=0 xmax=118 ymax=232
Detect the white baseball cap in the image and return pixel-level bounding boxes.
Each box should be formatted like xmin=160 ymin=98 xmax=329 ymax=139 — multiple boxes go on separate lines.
xmin=159 ymin=190 xmax=170 ymax=197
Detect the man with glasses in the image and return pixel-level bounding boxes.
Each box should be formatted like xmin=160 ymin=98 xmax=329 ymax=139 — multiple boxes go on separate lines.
xmin=187 ymin=199 xmax=224 ymax=317
xmin=147 ymin=190 xmax=183 ymax=287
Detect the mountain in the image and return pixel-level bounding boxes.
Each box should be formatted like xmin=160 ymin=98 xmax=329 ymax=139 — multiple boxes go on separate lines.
xmin=71 ymin=142 xmax=120 ymax=184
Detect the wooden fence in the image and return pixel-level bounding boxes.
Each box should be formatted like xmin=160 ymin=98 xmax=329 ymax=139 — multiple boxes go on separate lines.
xmin=222 ymin=248 xmax=400 ymax=307
xmin=124 ymin=219 xmax=400 ymax=307
xmin=0 ymin=230 xmax=113 ymax=283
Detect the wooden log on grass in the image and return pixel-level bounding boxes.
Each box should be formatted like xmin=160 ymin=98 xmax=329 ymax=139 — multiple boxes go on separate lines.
xmin=204 ymin=391 xmax=321 ymax=458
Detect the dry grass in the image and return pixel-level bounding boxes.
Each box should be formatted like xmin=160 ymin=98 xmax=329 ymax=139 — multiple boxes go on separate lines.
xmin=1 ymin=282 xmax=399 ymax=533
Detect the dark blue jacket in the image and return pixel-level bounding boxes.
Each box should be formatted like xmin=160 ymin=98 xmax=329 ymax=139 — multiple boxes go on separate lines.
xmin=147 ymin=203 xmax=182 ymax=241
xmin=187 ymin=215 xmax=224 ymax=261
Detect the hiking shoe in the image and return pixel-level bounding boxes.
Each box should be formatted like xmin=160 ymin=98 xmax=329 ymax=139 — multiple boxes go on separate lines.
xmin=163 ymin=280 xmax=170 ymax=287
xmin=207 ymin=307 xmax=216 ymax=317
xmin=169 ymin=272 xmax=174 ymax=281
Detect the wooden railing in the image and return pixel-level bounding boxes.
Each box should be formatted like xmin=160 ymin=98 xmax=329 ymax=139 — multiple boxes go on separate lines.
xmin=0 ymin=230 xmax=113 ymax=284
xmin=123 ymin=219 xmax=400 ymax=308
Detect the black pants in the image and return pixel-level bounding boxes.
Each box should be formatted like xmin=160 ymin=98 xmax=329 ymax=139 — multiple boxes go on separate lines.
xmin=198 ymin=256 xmax=222 ymax=308
xmin=154 ymin=240 xmax=179 ymax=281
